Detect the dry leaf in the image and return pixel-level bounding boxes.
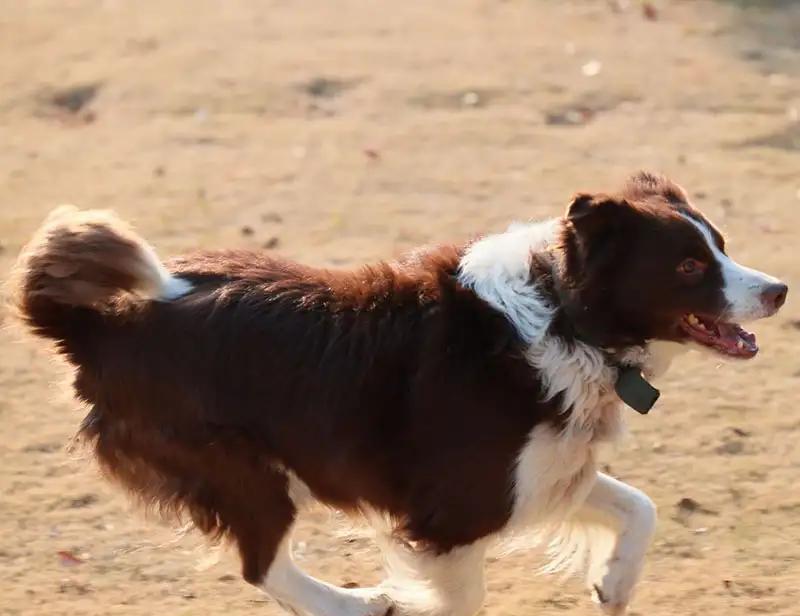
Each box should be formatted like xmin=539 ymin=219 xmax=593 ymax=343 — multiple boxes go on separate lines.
xmin=642 ymin=2 xmax=658 ymax=21
xmin=57 ymin=551 xmax=85 ymax=566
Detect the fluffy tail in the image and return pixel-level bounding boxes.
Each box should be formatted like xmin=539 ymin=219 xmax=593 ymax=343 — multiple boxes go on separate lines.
xmin=8 ymin=205 xmax=192 ymax=345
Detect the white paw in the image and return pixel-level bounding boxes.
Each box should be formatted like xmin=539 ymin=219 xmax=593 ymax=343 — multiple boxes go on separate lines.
xmin=367 ymin=593 xmax=395 ymax=616
xmin=346 ymin=588 xmax=396 ymax=616
xmin=589 ymin=557 xmax=643 ymax=616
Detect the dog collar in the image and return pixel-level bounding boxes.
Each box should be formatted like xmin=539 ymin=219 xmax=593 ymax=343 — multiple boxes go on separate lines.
xmin=613 ymin=365 xmax=660 ymax=415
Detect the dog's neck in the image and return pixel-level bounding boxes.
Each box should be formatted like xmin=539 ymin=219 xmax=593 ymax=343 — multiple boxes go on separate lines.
xmin=547 ymin=260 xmax=662 ymax=414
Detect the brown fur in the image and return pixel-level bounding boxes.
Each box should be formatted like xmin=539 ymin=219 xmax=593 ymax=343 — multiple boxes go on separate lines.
xmin=9 ymin=206 xmax=561 ymax=584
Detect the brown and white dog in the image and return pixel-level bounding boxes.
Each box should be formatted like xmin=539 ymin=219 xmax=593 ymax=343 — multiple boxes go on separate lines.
xmin=9 ymin=172 xmax=787 ymax=616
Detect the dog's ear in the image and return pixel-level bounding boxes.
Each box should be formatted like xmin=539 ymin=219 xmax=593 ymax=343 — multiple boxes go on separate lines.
xmin=565 ymin=193 xmax=627 ymax=237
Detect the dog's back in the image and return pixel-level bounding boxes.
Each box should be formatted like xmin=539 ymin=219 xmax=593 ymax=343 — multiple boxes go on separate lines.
xmin=9 ymin=205 xmax=555 ymax=586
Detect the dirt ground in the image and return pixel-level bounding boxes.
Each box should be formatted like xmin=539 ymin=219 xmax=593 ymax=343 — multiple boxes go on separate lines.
xmin=1 ymin=0 xmax=800 ymax=615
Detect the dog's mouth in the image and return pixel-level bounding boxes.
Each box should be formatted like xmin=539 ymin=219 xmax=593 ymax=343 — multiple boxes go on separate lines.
xmin=679 ymin=313 xmax=758 ymax=359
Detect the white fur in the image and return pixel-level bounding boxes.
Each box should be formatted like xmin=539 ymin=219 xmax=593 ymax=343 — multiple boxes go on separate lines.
xmin=367 ymin=515 xmax=488 ymax=616
xmin=277 ymin=476 xmax=487 ymax=616
xmin=457 ymin=220 xmax=559 ymax=346
xmin=457 ymin=219 xmax=662 ymax=615
xmin=574 ymin=473 xmax=657 ymax=615
xmin=459 ymin=219 xmax=630 ymax=443
xmin=136 ymin=243 xmax=194 ymax=301
xmin=159 ymin=275 xmax=194 ymax=301
xmin=682 ymin=215 xmax=780 ymax=322
xmin=262 ymin=531 xmax=394 ymax=616
xmin=619 ymin=340 xmax=685 ymax=382
xmin=258 ymin=473 xmax=393 ymax=616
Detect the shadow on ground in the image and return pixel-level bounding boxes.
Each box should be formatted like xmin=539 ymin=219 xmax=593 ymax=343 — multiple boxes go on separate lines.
xmin=713 ymin=0 xmax=800 ymax=73
xmin=709 ymin=0 xmax=800 ymax=152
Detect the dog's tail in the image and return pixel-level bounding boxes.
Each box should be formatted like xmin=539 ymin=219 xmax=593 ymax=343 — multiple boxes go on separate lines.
xmin=8 ymin=205 xmax=192 ymax=350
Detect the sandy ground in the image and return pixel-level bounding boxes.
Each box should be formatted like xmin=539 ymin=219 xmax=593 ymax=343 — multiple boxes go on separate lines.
xmin=1 ymin=1 xmax=800 ymax=615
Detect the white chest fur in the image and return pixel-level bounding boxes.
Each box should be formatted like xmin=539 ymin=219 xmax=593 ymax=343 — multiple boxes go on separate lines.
xmin=456 ymin=219 xmax=674 ymax=566
xmin=457 ymin=220 xmax=626 ymax=537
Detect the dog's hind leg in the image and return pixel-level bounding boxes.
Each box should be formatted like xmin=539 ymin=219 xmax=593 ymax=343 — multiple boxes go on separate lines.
xmin=82 ymin=411 xmax=391 ymax=616
xmin=238 ymin=471 xmax=394 ymax=616
xmin=258 ymin=530 xmax=395 ymax=616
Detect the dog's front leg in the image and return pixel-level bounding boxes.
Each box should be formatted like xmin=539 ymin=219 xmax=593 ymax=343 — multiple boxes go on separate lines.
xmin=577 ymin=472 xmax=657 ymax=616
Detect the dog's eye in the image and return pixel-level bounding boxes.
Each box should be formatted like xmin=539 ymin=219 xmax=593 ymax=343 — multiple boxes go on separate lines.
xmin=677 ymin=258 xmax=706 ymax=276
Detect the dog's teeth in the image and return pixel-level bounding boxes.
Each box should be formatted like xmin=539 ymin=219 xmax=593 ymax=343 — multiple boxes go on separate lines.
xmin=688 ymin=314 xmax=699 ymax=325
xmin=737 ymin=339 xmax=746 ymax=349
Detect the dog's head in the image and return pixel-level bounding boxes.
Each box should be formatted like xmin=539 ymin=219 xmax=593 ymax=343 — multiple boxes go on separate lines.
xmin=557 ymin=171 xmax=787 ymax=360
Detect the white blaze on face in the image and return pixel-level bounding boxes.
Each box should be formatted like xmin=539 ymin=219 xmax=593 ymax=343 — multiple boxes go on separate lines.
xmin=682 ymin=214 xmax=782 ymax=322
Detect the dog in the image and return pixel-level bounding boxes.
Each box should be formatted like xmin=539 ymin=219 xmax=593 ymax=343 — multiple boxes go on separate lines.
xmin=9 ymin=171 xmax=787 ymax=616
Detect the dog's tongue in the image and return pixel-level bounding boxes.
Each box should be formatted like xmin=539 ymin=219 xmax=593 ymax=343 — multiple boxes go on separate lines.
xmin=718 ymin=322 xmax=757 ymax=355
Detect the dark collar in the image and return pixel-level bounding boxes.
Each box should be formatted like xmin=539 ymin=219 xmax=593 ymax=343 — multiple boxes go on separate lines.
xmin=550 ymin=264 xmax=660 ymax=415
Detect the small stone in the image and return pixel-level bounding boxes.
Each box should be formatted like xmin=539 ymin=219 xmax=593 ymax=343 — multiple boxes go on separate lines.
xmin=676 ymin=497 xmax=700 ymax=512
xmin=462 ymin=91 xmax=480 ymax=107
xmin=68 ymin=494 xmax=98 ymax=509
xmin=582 ymin=61 xmax=602 ymax=77
xmin=194 ymin=108 xmax=210 ymax=123
xmin=742 ymin=49 xmax=765 ymax=62
xmin=769 ymin=73 xmax=789 ymax=87
xmin=716 ymin=440 xmax=745 ymax=455
xmin=262 ymin=212 xmax=283 ymax=223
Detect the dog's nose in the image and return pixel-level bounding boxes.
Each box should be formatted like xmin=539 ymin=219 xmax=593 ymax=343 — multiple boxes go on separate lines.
xmin=761 ymin=282 xmax=788 ymax=312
